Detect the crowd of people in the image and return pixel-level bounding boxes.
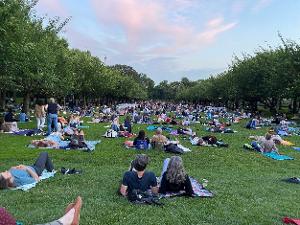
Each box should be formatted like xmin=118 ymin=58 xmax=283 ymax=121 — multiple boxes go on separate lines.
xmin=1 ymin=99 xmax=299 ymax=224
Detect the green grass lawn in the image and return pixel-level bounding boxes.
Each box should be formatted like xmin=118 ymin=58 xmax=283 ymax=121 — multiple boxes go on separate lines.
xmin=0 ymin=118 xmax=300 ymax=225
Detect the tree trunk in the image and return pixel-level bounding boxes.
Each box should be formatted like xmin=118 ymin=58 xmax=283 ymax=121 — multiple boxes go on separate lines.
xmin=23 ymin=92 xmax=31 ymax=113
xmin=0 ymin=90 xmax=6 ymax=110
xmin=292 ymin=97 xmax=298 ymax=114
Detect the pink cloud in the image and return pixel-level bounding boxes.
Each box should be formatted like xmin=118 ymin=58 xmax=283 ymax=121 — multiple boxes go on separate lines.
xmin=207 ymin=17 xmax=224 ymax=28
xmin=89 ymin=0 xmax=237 ymax=62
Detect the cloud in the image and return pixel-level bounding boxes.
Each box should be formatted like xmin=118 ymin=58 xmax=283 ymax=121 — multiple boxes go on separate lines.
xmin=90 ymin=0 xmax=237 ymax=60
xmin=253 ymin=0 xmax=273 ymax=12
xmin=231 ymin=1 xmax=247 ymax=15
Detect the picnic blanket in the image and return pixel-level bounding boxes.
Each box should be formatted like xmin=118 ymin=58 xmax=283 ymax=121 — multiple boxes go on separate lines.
xmin=292 ymin=147 xmax=300 ymax=151
xmin=159 ymin=177 xmax=213 ymax=198
xmin=263 ymin=152 xmax=293 ymax=160
xmin=28 ymin=140 xmax=100 ymax=151
xmin=11 ymin=129 xmax=42 ymax=136
xmin=77 ymin=125 xmax=89 ymax=129
xmin=146 ymin=125 xmax=173 ymax=133
xmin=11 ymin=170 xmax=56 ymax=191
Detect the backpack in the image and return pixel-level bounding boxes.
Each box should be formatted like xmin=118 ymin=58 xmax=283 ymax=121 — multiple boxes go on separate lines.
xmin=164 ymin=143 xmax=184 ymax=154
xmin=104 ymin=129 xmax=118 ymax=138
xmin=128 ymin=189 xmax=163 ymax=206
xmin=135 ymin=140 xmax=149 ymax=150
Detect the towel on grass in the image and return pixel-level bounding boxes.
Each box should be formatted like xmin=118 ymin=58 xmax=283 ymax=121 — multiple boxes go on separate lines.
xmin=292 ymin=147 xmax=300 ymax=151
xmin=263 ymin=152 xmax=293 ymax=160
xmin=159 ymin=177 xmax=213 ymax=198
xmin=11 ymin=170 xmax=56 ymax=191
xmin=77 ymin=125 xmax=89 ymax=129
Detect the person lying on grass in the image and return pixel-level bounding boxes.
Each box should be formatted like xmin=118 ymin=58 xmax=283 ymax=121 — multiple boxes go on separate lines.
xmin=159 ymin=156 xmax=194 ymax=197
xmin=1 ymin=196 xmax=82 ymax=225
xmin=119 ymin=154 xmax=158 ymax=197
xmin=0 ymin=152 xmax=55 ymax=189
xmin=190 ymin=134 xmax=228 ymax=147
xmin=31 ymin=132 xmax=64 ymax=149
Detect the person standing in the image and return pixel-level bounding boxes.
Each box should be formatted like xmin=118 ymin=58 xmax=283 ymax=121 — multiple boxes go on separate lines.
xmin=45 ymin=98 xmax=61 ymax=135
xmin=35 ymin=99 xmax=46 ymax=131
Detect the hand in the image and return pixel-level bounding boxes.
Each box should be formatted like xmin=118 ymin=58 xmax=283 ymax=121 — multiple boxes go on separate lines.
xmin=13 ymin=165 xmax=26 ymax=170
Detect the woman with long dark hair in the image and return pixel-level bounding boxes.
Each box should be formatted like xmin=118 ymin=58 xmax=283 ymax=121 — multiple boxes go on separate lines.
xmin=159 ymin=156 xmax=194 ymax=196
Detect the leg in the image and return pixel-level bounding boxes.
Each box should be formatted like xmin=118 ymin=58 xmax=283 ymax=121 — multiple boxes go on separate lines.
xmin=37 ymin=117 xmax=41 ymax=129
xmin=47 ymin=114 xmax=53 ymax=135
xmin=40 ymin=117 xmax=46 ymax=129
xmin=160 ymin=158 xmax=170 ymax=182
xmin=32 ymin=152 xmax=54 ymax=176
xmin=53 ymin=114 xmax=58 ymax=132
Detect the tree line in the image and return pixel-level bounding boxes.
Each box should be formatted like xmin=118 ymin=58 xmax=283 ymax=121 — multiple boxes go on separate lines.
xmin=0 ymin=0 xmax=154 ymax=112
xmin=1 ymin=0 xmax=300 ymax=114
xmin=155 ymin=36 xmax=300 ymax=114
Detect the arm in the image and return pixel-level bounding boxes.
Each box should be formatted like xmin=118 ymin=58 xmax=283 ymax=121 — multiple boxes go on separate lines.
xmin=150 ymin=172 xmax=159 ymax=194
xmin=119 ymin=184 xmax=128 ymax=197
xmin=151 ymin=185 xmax=159 ymax=195
xmin=184 ymin=176 xmax=194 ymax=196
xmin=158 ymin=173 xmax=167 ymax=194
xmin=26 ymin=167 xmax=40 ymax=182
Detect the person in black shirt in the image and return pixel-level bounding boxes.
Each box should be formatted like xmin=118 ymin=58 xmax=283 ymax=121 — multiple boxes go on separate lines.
xmin=45 ymin=98 xmax=61 ymax=135
xmin=120 ymin=154 xmax=158 ymax=197
xmin=159 ymin=156 xmax=194 ymax=196
xmin=4 ymin=108 xmax=18 ymax=122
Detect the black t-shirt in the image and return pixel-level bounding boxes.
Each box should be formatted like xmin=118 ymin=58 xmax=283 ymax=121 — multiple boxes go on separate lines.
xmin=122 ymin=171 xmax=157 ymax=194
xmin=159 ymin=172 xmax=194 ymax=196
xmin=47 ymin=103 xmax=58 ymax=114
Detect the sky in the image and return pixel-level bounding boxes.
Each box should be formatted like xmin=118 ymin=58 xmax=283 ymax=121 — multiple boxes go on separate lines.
xmin=34 ymin=0 xmax=300 ymax=83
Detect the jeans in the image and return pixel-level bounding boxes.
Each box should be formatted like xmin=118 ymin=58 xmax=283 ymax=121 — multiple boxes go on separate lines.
xmin=36 ymin=117 xmax=45 ymax=130
xmin=47 ymin=113 xmax=58 ymax=134
xmin=32 ymin=152 xmax=54 ymax=176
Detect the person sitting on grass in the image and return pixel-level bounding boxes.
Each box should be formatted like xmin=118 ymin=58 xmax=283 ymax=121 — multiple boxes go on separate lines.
xmin=0 ymin=196 xmax=82 ymax=225
xmin=4 ymin=108 xmax=18 ymax=122
xmin=159 ymin=156 xmax=194 ymax=197
xmin=69 ymin=129 xmax=87 ymax=149
xmin=119 ymin=154 xmax=158 ymax=197
xmin=151 ymin=128 xmax=168 ymax=149
xmin=0 ymin=152 xmax=54 ymax=189
xmin=260 ymin=133 xmax=278 ymax=153
xmin=124 ymin=115 xmax=132 ymax=133
xmin=251 ymin=133 xmax=279 ymax=153
xmin=133 ymin=130 xmax=151 ymax=150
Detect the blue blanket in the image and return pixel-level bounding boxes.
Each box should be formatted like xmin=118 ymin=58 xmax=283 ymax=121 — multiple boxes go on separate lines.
xmin=13 ymin=129 xmax=42 ymax=136
xmin=159 ymin=177 xmax=213 ymax=198
xmin=263 ymin=152 xmax=293 ymax=160
xmin=292 ymin=147 xmax=300 ymax=151
xmin=11 ymin=170 xmax=56 ymax=191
